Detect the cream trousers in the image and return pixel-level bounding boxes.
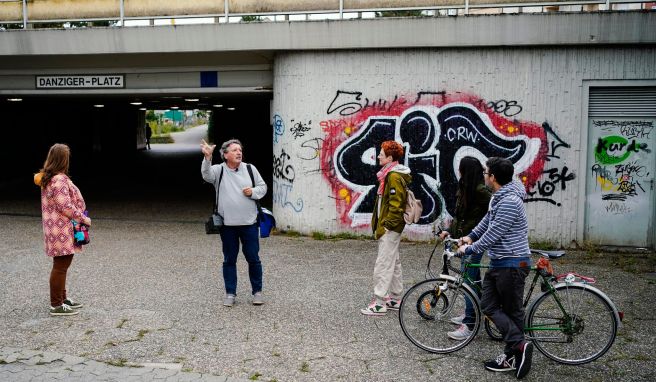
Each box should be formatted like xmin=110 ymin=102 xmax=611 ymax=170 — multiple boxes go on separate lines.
xmin=373 ymin=230 xmax=403 ymax=299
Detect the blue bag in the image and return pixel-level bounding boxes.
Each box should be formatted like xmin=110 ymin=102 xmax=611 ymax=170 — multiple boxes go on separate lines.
xmin=246 ymin=164 xmax=276 ymax=238
xmin=258 ymin=207 xmax=276 ymax=238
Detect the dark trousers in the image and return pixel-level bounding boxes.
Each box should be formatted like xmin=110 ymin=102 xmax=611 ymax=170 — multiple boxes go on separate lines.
xmin=219 ymin=224 xmax=262 ymax=295
xmin=481 ymin=267 xmax=529 ymax=353
xmin=50 ymin=254 xmax=74 ymax=307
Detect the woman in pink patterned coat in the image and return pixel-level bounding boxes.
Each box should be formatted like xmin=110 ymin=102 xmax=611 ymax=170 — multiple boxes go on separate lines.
xmin=36 ymin=144 xmax=91 ymax=316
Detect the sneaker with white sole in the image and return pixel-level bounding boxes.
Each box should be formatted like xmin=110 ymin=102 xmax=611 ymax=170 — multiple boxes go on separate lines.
xmin=63 ymin=298 xmax=83 ymax=309
xmin=252 ymin=292 xmax=264 ymax=306
xmin=50 ymin=304 xmax=79 ymax=316
xmin=360 ymin=299 xmax=387 ymax=316
xmin=515 ymin=341 xmax=534 ymax=379
xmin=384 ymin=296 xmax=402 ymax=311
xmin=223 ymin=294 xmax=235 ymax=307
xmin=450 ymin=313 xmax=465 ymax=325
xmin=484 ymin=352 xmax=516 ymax=373
xmin=447 ymin=324 xmax=473 ymax=340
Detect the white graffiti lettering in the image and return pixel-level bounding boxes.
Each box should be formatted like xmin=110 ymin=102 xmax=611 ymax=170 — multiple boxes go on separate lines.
xmin=446 ymin=126 xmax=478 ymax=143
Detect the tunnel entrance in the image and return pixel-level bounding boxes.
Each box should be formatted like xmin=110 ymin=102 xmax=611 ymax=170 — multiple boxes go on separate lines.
xmin=0 ymin=93 xmax=273 ymax=219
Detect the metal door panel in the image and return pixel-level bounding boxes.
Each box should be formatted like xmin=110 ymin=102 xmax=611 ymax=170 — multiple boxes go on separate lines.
xmin=585 ymin=118 xmax=655 ymax=247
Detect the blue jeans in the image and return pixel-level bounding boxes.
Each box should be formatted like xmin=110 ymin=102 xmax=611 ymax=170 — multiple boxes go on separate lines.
xmin=219 ymin=224 xmax=262 ymax=295
xmin=462 ymin=252 xmax=483 ymax=329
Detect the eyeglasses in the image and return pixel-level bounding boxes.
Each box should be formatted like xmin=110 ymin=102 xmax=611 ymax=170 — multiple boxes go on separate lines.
xmin=483 ymin=172 xmax=492 ymax=176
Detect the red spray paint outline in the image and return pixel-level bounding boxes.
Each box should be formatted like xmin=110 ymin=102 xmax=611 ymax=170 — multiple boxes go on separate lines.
xmin=320 ymin=92 xmax=548 ymax=226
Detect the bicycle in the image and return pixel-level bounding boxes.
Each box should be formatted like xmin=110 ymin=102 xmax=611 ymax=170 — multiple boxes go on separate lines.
xmin=398 ymin=237 xmax=623 ymax=365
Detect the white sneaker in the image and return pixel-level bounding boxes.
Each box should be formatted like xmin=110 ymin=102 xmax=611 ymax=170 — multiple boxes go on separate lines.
xmin=450 ymin=313 xmax=465 ymax=325
xmin=223 ymin=294 xmax=235 ymax=307
xmin=447 ymin=324 xmax=473 ymax=340
xmin=252 ymin=292 xmax=264 ymax=306
xmin=360 ymin=299 xmax=387 ymax=316
xmin=384 ymin=295 xmax=402 ymax=311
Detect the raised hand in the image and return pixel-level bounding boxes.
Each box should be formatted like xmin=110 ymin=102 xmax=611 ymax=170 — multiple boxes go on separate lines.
xmin=201 ymin=139 xmax=216 ymax=160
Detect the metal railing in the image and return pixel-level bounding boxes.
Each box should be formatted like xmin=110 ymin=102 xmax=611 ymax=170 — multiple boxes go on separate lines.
xmin=0 ymin=0 xmax=652 ymax=29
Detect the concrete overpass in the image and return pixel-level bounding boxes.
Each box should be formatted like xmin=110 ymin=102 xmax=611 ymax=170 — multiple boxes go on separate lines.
xmin=1 ymin=11 xmax=655 ymax=246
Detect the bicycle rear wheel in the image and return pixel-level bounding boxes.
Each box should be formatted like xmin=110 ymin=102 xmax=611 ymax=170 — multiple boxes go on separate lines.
xmin=484 ymin=317 xmax=503 ymax=341
xmin=399 ymin=278 xmax=481 ymax=354
xmin=526 ymin=284 xmax=618 ymax=365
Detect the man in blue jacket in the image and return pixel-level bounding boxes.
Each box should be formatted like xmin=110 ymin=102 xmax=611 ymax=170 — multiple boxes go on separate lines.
xmin=458 ymin=157 xmax=533 ymax=379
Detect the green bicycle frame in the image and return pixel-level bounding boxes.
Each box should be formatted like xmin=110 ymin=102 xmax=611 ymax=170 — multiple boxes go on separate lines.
xmin=460 ymin=260 xmax=573 ymax=334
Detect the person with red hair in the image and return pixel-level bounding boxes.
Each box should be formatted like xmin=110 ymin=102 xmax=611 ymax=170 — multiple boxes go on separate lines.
xmin=361 ymin=140 xmax=412 ymax=316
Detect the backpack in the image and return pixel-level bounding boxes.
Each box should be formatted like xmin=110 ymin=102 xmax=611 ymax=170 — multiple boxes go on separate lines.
xmin=401 ymin=178 xmax=422 ymax=224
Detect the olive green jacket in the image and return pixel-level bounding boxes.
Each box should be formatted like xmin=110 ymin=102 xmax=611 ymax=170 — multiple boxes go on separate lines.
xmin=371 ymin=166 xmax=412 ymax=240
xmin=447 ymin=183 xmax=492 ymax=238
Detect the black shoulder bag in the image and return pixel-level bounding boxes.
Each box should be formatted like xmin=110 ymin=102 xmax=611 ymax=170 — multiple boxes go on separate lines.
xmin=205 ymin=167 xmax=224 ymax=234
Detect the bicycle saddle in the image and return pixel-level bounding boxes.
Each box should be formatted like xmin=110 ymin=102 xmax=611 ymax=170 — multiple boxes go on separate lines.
xmin=530 ymin=249 xmax=566 ymax=259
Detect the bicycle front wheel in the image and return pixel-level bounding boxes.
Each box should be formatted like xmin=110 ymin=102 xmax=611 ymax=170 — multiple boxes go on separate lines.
xmin=399 ymin=278 xmax=481 ymax=354
xmin=526 ymin=284 xmax=618 ymax=365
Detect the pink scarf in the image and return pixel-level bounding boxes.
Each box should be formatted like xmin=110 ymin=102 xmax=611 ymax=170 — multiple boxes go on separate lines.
xmin=376 ymin=162 xmax=398 ymax=195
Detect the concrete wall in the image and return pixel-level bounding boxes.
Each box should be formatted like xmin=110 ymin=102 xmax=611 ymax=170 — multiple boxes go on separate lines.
xmin=2 ymin=12 xmax=655 ymax=57
xmin=271 ymin=47 xmax=656 ymax=245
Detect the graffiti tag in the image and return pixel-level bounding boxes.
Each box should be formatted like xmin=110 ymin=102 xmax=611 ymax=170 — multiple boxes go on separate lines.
xmin=272 ymin=179 xmax=304 ymax=213
xmin=273 ymin=148 xmax=295 ymax=183
xmin=273 ymin=114 xmax=284 ymax=143
xmin=290 ymin=119 xmax=312 ymax=139
xmin=526 ymin=166 xmax=576 ymax=206
xmin=595 ymin=135 xmax=650 ymax=165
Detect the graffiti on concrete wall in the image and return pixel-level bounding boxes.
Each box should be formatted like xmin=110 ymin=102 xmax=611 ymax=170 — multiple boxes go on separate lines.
xmin=319 ymin=90 xmax=575 ymax=227
xmin=524 ymin=122 xmax=576 ymax=206
xmin=273 ymin=114 xmax=285 ymax=143
xmin=290 ymin=119 xmax=312 ymax=139
xmin=273 ymin=148 xmax=296 ymax=184
xmin=272 ymin=179 xmax=304 ymax=213
xmin=272 ymin=120 xmax=304 ymax=212
xmin=590 ymin=120 xmax=652 ymax=214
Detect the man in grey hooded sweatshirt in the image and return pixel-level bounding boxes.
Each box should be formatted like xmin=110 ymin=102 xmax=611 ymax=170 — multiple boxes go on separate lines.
xmin=459 ymin=157 xmax=534 ymax=379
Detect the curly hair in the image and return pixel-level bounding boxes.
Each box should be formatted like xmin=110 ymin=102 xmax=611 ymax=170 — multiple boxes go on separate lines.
xmin=219 ymin=138 xmax=243 ymax=161
xmin=380 ymin=141 xmax=404 ymax=161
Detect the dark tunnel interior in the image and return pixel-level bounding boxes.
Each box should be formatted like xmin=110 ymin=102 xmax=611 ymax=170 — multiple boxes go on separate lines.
xmin=0 ymin=94 xmax=273 ymax=219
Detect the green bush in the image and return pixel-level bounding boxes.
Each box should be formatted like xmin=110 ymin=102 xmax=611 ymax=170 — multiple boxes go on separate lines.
xmin=155 ymin=122 xmax=185 ymax=135
xmin=150 ymin=134 xmax=174 ymax=144
xmin=241 ymin=15 xmax=262 ymax=22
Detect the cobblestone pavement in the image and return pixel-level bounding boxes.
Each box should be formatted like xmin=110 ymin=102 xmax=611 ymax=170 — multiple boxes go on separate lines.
xmin=0 ymin=347 xmax=247 ymax=381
